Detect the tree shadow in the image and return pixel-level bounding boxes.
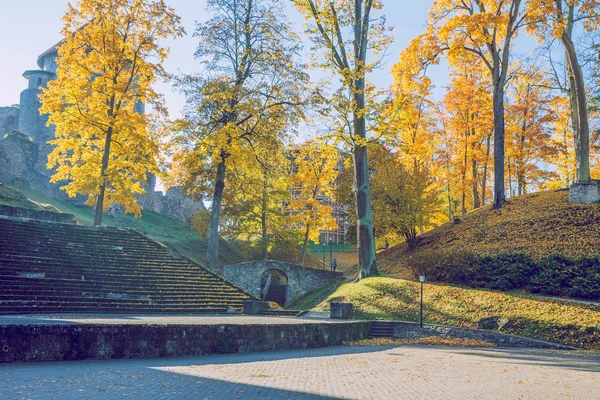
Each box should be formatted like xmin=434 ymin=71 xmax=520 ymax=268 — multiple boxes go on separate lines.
xmin=0 ymin=346 xmax=393 ymax=399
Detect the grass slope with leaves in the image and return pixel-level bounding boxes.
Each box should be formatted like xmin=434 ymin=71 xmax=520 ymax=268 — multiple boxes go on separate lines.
xmin=312 ymin=277 xmax=600 ymax=350
xmin=378 ymin=189 xmax=600 ymax=278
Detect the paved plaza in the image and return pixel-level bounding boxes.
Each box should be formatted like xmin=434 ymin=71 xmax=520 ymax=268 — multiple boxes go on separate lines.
xmin=0 ymin=345 xmax=598 ymax=399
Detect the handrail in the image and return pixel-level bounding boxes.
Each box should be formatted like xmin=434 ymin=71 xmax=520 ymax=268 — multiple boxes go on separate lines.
xmin=261 ymin=273 xmax=272 ymax=301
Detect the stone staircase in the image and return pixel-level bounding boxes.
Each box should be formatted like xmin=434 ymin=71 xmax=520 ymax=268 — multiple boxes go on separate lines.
xmin=0 ymin=216 xmax=252 ymax=314
xmin=369 ymin=321 xmax=396 ymax=338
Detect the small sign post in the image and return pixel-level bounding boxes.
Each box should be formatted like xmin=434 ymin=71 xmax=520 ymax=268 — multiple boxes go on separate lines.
xmin=419 ymin=274 xmax=426 ymax=328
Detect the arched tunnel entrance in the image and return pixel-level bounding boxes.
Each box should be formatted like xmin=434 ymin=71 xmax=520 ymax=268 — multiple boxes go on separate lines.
xmin=260 ymin=269 xmax=287 ymax=306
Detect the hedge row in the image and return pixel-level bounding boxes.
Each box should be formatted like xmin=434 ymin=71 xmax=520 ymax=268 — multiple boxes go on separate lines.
xmin=409 ymin=251 xmax=600 ymax=300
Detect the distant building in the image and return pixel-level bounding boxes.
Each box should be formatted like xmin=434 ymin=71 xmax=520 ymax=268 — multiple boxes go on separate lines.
xmin=286 ymin=151 xmax=349 ymax=245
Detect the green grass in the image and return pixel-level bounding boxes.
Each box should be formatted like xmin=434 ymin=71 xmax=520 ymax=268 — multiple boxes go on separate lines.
xmin=312 ymin=277 xmax=600 ymax=350
xmin=286 ymin=281 xmax=345 ymax=310
xmin=0 ymin=184 xmax=42 ymax=209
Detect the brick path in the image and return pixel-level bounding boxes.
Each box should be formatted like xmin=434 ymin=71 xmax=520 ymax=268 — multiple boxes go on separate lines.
xmin=1 ymin=345 xmax=598 ymax=399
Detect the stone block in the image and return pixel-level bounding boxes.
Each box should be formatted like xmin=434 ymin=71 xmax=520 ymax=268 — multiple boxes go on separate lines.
xmin=569 ymin=181 xmax=600 ymax=204
xmin=330 ymin=302 xmax=353 ymax=319
xmin=243 ymin=300 xmax=269 ymax=315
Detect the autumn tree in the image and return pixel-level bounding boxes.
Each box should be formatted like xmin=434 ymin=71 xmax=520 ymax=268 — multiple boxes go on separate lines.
xmin=505 ymin=62 xmax=560 ymax=195
xmin=424 ymin=0 xmax=526 ymax=208
xmin=442 ymin=59 xmax=494 ymax=214
xmin=526 ymin=0 xmax=600 ymax=184
xmin=40 ymin=0 xmax=183 ymax=226
xmin=170 ymin=0 xmax=308 ymax=271
xmin=285 ymin=139 xmax=339 ymax=266
xmin=370 ymin=145 xmax=441 ymax=250
xmin=222 ymin=143 xmax=292 ymax=261
xmin=293 ymin=0 xmax=392 ymax=278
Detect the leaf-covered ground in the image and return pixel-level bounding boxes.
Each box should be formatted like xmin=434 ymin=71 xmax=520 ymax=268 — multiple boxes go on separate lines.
xmin=312 ymin=277 xmax=600 ymax=350
xmin=378 ymin=189 xmax=600 ymax=278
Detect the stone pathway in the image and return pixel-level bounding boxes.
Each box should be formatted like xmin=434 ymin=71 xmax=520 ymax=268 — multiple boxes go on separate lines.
xmin=1 ymin=345 xmax=598 ymax=399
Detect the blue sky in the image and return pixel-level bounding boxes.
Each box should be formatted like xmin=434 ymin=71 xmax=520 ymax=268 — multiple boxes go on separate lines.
xmin=0 ymin=0 xmax=435 ymax=117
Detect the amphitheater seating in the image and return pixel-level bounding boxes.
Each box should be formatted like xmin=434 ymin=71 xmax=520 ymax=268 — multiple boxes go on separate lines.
xmin=0 ymin=216 xmax=252 ymax=314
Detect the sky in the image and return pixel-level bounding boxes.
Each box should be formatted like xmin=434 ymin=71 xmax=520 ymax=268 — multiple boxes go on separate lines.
xmin=0 ymin=0 xmax=435 ymax=117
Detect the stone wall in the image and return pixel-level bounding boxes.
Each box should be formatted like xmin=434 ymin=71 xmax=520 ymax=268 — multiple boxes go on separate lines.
xmin=0 ymin=320 xmax=371 ymax=363
xmin=0 ymin=131 xmax=65 ymax=199
xmin=138 ymin=187 xmax=205 ymax=224
xmin=390 ymin=321 xmax=574 ymax=350
xmin=0 ymin=106 xmax=19 ymax=136
xmin=223 ymin=261 xmax=344 ymax=306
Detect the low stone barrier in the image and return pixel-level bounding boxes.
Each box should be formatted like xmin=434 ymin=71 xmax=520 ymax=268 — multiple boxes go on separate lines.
xmin=390 ymin=321 xmax=574 ymax=350
xmin=0 ymin=320 xmax=372 ymax=363
xmin=330 ymin=303 xmax=353 ymax=319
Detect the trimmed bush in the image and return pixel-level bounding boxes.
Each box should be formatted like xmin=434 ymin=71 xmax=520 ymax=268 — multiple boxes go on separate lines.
xmin=407 ymin=250 xmax=600 ymax=300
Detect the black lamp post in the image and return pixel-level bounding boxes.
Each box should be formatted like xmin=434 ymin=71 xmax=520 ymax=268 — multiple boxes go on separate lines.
xmin=419 ymin=274 xmax=426 ymax=328
xmin=329 ymin=236 xmax=333 ymax=270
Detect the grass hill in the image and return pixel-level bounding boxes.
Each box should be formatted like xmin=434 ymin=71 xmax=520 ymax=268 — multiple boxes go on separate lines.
xmin=310 ymin=277 xmax=600 ymax=350
xmin=0 ymin=183 xmax=246 ymax=268
xmin=377 ymin=190 xmax=600 ymax=300
xmin=379 ymin=189 xmax=600 ymax=273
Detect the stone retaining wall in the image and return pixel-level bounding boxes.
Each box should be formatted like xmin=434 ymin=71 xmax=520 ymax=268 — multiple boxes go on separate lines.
xmin=0 ymin=320 xmax=371 ymax=363
xmin=391 ymin=321 xmax=574 ymax=350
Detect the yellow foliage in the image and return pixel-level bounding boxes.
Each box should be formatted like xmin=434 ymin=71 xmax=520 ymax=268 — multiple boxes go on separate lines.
xmin=40 ymin=0 xmax=183 ymax=217
xmin=285 ymin=138 xmax=339 ymax=243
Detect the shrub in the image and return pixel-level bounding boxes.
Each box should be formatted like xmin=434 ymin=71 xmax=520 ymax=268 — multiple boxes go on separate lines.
xmin=406 ymin=250 xmax=600 ymax=300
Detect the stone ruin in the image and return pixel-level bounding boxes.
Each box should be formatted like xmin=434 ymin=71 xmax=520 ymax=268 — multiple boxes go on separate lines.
xmin=0 ymin=41 xmax=204 ymax=224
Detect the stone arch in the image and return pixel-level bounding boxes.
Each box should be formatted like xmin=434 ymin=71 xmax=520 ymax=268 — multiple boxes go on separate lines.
xmin=260 ymin=269 xmax=288 ymax=306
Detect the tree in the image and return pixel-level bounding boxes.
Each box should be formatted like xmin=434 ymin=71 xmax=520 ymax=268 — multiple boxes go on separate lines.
xmin=170 ymin=0 xmax=308 ymax=272
xmin=426 ymin=0 xmax=526 ymax=208
xmin=505 ymin=62 xmax=560 ymax=195
xmin=293 ymin=0 xmax=392 ymax=278
xmin=222 ymin=142 xmax=292 ymax=261
xmin=285 ymin=139 xmax=339 ymax=266
xmin=526 ymin=0 xmax=600 ymax=184
xmin=438 ymin=54 xmax=494 ymax=214
xmin=370 ymin=145 xmax=440 ymax=250
xmin=40 ymin=0 xmax=183 ymax=226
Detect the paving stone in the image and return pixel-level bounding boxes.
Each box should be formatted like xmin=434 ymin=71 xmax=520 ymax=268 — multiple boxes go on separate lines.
xmin=0 ymin=345 xmax=598 ymax=399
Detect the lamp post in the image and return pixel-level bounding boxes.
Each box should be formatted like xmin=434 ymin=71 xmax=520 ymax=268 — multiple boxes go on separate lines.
xmin=419 ymin=274 xmax=426 ymax=328
xmin=322 ymin=242 xmax=326 ymax=265
xmin=329 ymin=236 xmax=333 ymax=270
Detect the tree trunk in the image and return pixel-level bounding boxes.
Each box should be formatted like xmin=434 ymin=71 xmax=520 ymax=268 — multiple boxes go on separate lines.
xmin=562 ymin=33 xmax=591 ymax=183
xmin=301 ymin=224 xmax=310 ymax=266
xmin=352 ymin=65 xmax=377 ymax=277
xmin=472 ymin=158 xmax=480 ymax=209
xmin=492 ymin=83 xmax=506 ymax=208
xmin=353 ymin=144 xmax=377 ymax=278
xmin=404 ymin=227 xmax=418 ymax=251
xmin=206 ymin=159 xmax=226 ymax=272
xmin=93 ymin=126 xmax=113 ymax=227
xmin=261 ymin=169 xmax=268 ymax=261
xmin=481 ymin=135 xmax=491 ymax=206
xmin=461 ymin=133 xmax=468 ymax=215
